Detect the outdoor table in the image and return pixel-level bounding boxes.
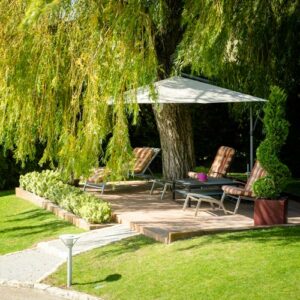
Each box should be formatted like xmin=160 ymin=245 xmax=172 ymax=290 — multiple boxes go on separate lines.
xmin=172 ymin=177 xmax=237 ymax=202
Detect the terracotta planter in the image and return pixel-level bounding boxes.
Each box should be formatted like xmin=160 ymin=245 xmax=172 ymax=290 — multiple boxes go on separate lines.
xmin=254 ymin=198 xmax=288 ymax=226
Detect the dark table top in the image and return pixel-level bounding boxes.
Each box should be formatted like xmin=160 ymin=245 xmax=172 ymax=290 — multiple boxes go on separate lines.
xmin=174 ymin=177 xmax=237 ymax=189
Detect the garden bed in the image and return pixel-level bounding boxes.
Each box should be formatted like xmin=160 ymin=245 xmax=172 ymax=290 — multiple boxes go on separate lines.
xmin=16 ymin=188 xmax=112 ymax=231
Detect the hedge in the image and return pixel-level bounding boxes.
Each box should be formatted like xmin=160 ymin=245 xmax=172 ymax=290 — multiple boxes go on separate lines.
xmin=19 ymin=170 xmax=111 ymax=223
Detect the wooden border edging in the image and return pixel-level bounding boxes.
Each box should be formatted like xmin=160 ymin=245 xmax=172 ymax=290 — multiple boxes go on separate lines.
xmin=168 ymin=223 xmax=300 ymax=243
xmin=15 ymin=188 xmax=113 ymax=231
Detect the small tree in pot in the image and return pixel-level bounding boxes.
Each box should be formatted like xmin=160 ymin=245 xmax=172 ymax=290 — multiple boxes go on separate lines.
xmin=252 ymin=86 xmax=291 ymax=225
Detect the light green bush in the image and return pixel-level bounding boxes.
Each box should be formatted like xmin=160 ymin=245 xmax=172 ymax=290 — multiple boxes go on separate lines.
xmin=79 ymin=199 xmax=112 ymax=223
xmin=20 ymin=170 xmax=111 ymax=223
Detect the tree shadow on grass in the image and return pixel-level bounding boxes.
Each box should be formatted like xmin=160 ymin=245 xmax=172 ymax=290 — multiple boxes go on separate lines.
xmin=176 ymin=226 xmax=300 ymax=252
xmin=5 ymin=208 xmax=53 ymax=223
xmin=94 ymin=235 xmax=157 ymax=259
xmin=0 ymin=219 xmax=73 ymax=237
xmin=73 ymin=274 xmax=122 ymax=286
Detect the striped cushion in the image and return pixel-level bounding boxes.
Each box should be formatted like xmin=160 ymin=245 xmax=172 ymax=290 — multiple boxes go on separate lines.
xmin=222 ymin=161 xmax=267 ymax=198
xmin=222 ymin=185 xmax=253 ymax=197
xmin=208 ymin=146 xmax=235 ymax=178
xmin=87 ymin=167 xmax=106 ymax=183
xmin=87 ymin=147 xmax=155 ymax=182
xmin=133 ymin=147 xmax=154 ymax=174
xmin=245 ymin=161 xmax=267 ymax=193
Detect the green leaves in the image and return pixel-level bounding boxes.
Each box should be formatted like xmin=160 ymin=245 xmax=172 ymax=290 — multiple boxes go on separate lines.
xmin=0 ymin=0 xmax=158 ymax=178
xmin=1 ymin=0 xmax=297 ymax=180
xmin=20 ymin=170 xmax=112 ymax=223
xmin=253 ymin=86 xmax=291 ymax=198
xmin=176 ymin=0 xmax=298 ymax=98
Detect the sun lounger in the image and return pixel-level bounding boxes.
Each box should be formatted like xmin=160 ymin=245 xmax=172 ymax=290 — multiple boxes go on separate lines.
xmin=83 ymin=147 xmax=160 ymax=194
xmin=220 ymin=161 xmax=267 ymax=214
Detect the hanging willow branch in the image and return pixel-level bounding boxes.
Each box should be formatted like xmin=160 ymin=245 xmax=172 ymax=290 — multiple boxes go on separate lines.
xmin=177 ymin=0 xmax=298 ymax=97
xmin=0 ymin=0 xmax=159 ymax=178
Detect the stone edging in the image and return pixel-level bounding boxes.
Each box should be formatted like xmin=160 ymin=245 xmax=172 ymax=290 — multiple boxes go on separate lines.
xmin=0 ymin=279 xmax=101 ymax=300
xmin=15 ymin=188 xmax=113 ymax=231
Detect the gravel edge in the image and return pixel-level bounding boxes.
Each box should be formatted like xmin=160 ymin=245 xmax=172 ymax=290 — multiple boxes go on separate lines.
xmin=0 ymin=279 xmax=102 ymax=300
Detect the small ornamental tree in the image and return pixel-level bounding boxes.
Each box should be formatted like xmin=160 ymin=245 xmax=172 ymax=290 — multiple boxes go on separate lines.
xmin=253 ymin=86 xmax=291 ymax=199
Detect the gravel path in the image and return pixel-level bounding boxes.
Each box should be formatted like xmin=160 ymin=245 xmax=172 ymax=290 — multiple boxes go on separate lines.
xmin=0 ymin=224 xmax=137 ymax=282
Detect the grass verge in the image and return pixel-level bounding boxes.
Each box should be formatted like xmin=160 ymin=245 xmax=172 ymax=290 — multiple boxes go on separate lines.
xmin=46 ymin=227 xmax=300 ymax=300
xmin=0 ymin=191 xmax=84 ymax=254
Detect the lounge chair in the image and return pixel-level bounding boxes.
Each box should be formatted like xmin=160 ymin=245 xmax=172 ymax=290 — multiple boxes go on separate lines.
xmin=83 ymin=147 xmax=160 ymax=194
xmin=183 ymin=161 xmax=266 ymax=216
xmin=152 ymin=146 xmax=235 ymax=200
xmin=220 ymin=161 xmax=267 ymax=214
xmin=183 ymin=189 xmax=228 ymax=216
xmin=188 ymin=146 xmax=236 ymax=179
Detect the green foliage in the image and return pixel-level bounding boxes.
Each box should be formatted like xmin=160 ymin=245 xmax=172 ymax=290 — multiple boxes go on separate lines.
xmin=0 ymin=146 xmax=46 ymax=190
xmin=0 ymin=151 xmax=18 ymax=189
xmin=0 ymin=0 xmax=298 ymax=180
xmin=0 ymin=0 xmax=158 ymax=179
xmin=193 ymin=166 xmax=210 ymax=173
xmin=253 ymin=86 xmax=291 ymax=198
xmin=177 ymin=0 xmax=299 ymax=98
xmin=79 ymin=199 xmax=112 ymax=224
xmin=20 ymin=170 xmax=111 ymax=223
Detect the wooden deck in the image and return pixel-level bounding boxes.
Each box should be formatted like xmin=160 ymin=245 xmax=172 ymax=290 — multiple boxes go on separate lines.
xmin=88 ymin=181 xmax=300 ymax=244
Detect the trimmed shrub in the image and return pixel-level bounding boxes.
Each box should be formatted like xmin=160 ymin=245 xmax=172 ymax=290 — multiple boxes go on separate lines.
xmin=19 ymin=170 xmax=111 ymax=223
xmin=253 ymin=86 xmax=291 ymax=198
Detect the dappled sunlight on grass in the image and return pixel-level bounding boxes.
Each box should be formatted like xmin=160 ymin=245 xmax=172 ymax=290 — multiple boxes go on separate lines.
xmin=0 ymin=191 xmax=84 ymax=254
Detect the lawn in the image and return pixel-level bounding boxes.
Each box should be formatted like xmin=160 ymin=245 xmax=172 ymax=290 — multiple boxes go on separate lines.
xmin=46 ymin=227 xmax=300 ymax=300
xmin=0 ymin=191 xmax=84 ymax=254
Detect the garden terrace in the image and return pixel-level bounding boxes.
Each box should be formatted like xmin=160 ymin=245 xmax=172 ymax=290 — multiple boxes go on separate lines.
xmin=86 ymin=181 xmax=300 ymax=244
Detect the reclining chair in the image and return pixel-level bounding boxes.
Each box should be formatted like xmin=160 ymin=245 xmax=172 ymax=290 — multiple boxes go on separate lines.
xmin=188 ymin=146 xmax=236 ymax=179
xmin=220 ymin=161 xmax=267 ymax=214
xmin=152 ymin=146 xmax=235 ymax=200
xmin=83 ymin=147 xmax=160 ymax=194
xmin=183 ymin=161 xmax=266 ymax=216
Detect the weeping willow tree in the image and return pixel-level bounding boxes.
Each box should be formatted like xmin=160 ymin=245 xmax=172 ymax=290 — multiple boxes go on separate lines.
xmin=0 ymin=0 xmax=298 ymax=180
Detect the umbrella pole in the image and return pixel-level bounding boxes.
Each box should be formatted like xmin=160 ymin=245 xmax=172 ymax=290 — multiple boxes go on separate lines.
xmin=250 ymin=105 xmax=254 ymax=171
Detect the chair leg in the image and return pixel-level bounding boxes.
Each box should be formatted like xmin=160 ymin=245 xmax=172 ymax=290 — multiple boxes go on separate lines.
xmin=161 ymin=183 xmax=169 ymax=200
xmin=219 ymin=192 xmax=228 ymax=214
xmin=83 ymin=182 xmax=87 ymax=191
xmin=233 ymin=196 xmax=241 ymax=214
xmin=150 ymin=180 xmax=156 ymax=195
xmin=220 ymin=192 xmax=226 ymax=205
xmin=183 ymin=195 xmax=190 ymax=210
xmin=219 ymin=202 xmax=227 ymax=214
xmin=101 ymin=183 xmax=105 ymax=195
xmin=195 ymin=200 xmax=202 ymax=216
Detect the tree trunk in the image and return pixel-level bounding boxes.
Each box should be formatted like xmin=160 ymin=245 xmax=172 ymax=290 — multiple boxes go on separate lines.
xmin=153 ymin=104 xmax=195 ymax=179
xmin=152 ymin=1 xmax=195 ymax=179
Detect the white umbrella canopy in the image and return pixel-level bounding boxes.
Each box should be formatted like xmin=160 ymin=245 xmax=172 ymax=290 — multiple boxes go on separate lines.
xmin=122 ymin=76 xmax=266 ymax=171
xmin=134 ymin=76 xmax=266 ymax=104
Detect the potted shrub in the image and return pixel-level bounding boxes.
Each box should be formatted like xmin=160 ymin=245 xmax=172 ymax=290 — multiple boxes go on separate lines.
xmin=252 ymin=86 xmax=291 ymax=225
